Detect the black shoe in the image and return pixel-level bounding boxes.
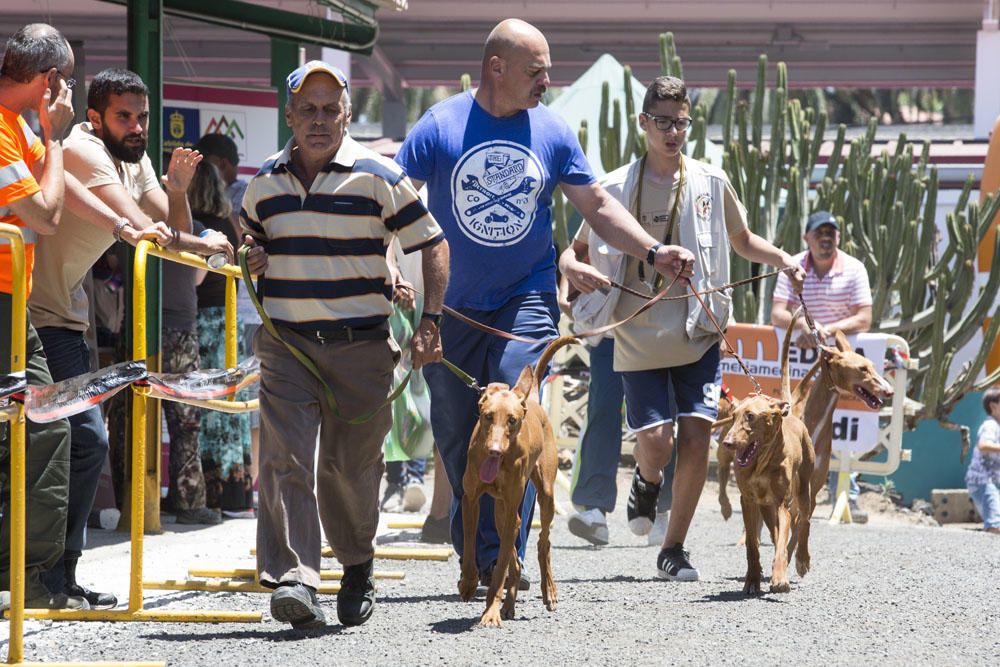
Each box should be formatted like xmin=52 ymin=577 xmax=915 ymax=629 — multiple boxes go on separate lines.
xmin=176 ymin=507 xmax=223 ymax=525
xmin=337 ymin=559 xmax=375 ymax=626
xmin=380 ymin=483 xmax=405 ymax=513
xmin=656 ymin=544 xmax=700 ymax=582
xmin=479 ymin=560 xmax=530 ymax=592
xmin=420 ymin=514 xmax=452 ymax=544
xmin=63 ymin=558 xmax=117 ymax=609
xmin=627 ymin=466 xmax=661 ymax=536
xmin=270 ymin=583 xmax=325 ymax=629
xmin=65 ymin=582 xmax=117 ymax=609
xmin=849 ymin=500 xmax=869 ymax=524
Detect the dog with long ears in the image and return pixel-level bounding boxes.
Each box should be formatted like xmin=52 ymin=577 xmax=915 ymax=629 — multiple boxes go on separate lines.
xmin=716 ymin=309 xmax=894 ymax=519
xmin=720 ymin=315 xmax=814 ymax=595
xmin=458 ymin=336 xmax=575 ymax=627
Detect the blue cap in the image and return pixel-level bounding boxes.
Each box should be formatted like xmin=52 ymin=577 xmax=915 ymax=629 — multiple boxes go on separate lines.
xmin=805 ymin=210 xmax=839 ymax=233
xmin=286 ymin=60 xmax=349 ymax=96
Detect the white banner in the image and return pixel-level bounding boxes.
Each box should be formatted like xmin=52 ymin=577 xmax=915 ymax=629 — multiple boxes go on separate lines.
xmin=720 ymin=324 xmax=888 ymax=454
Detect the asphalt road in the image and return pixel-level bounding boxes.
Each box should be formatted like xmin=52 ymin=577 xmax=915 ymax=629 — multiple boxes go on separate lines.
xmin=9 ymin=470 xmax=999 ymax=666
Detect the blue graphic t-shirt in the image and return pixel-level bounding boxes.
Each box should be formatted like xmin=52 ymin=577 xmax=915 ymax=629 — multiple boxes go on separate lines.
xmin=396 ymin=91 xmax=595 ymax=310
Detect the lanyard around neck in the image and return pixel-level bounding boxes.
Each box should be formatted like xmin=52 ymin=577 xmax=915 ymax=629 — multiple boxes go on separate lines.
xmin=636 ymin=154 xmax=686 ymax=290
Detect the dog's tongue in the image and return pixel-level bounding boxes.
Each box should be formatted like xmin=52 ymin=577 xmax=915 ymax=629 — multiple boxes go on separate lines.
xmin=479 ymin=454 xmax=501 ymax=484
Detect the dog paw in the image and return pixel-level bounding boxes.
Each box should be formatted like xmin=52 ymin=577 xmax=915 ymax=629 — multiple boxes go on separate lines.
xmin=720 ymin=498 xmax=732 ymax=520
xmin=743 ymin=578 xmax=762 ymax=596
xmin=501 ymin=599 xmax=515 ymax=620
xmin=542 ymin=584 xmax=558 ymax=611
xmin=458 ymin=575 xmax=478 ymax=602
xmin=769 ymin=580 xmax=791 ymax=594
xmin=479 ymin=608 xmax=503 ymax=628
xmin=796 ymin=557 xmax=810 ymax=577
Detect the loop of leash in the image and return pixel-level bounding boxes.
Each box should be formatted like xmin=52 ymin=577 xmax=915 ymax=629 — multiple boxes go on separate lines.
xmin=683 ymin=276 xmax=764 ymax=396
xmin=795 ymin=296 xmax=825 ymax=349
xmin=239 ymin=246 xmax=411 ymax=424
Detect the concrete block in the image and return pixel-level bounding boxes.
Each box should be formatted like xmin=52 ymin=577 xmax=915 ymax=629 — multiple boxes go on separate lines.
xmin=931 ymin=488 xmax=982 ymax=524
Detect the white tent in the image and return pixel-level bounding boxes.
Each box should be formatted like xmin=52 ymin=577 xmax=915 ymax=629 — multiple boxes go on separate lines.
xmin=548 ymin=53 xmax=722 ymax=176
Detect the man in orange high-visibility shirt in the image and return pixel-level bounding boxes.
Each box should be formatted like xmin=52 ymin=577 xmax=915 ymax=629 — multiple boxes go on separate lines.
xmin=0 ymin=23 xmax=84 ymax=611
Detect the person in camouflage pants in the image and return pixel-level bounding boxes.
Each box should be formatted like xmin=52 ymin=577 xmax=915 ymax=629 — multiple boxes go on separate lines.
xmin=161 ymin=329 xmax=206 ymax=512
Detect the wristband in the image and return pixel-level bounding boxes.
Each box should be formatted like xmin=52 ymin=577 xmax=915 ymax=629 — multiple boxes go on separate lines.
xmin=646 ymin=243 xmax=663 ymax=266
xmin=421 ymin=312 xmax=443 ymax=327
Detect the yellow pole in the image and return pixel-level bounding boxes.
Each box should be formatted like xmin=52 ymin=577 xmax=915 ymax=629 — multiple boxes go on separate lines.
xmin=1 ymin=224 xmax=26 ymax=665
xmin=129 ymin=241 xmax=151 ymax=612
xmin=225 ymin=274 xmax=237 ymax=374
xmin=187 ymin=567 xmax=406 ymax=581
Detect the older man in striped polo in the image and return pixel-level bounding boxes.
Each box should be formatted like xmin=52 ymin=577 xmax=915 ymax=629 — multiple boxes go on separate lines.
xmin=240 ymin=61 xmax=449 ymax=629
xmin=771 ymin=209 xmax=874 ymax=521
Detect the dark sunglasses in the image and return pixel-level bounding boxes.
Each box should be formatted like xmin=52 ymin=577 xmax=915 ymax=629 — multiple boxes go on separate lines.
xmin=40 ymin=68 xmax=75 ymax=90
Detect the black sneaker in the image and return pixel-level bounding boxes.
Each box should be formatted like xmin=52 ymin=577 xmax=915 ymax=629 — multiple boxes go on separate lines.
xmin=270 ymin=583 xmax=326 ymax=629
xmin=656 ymin=544 xmax=700 ymax=582
xmin=337 ymin=558 xmax=375 ymax=626
xmin=65 ymin=582 xmax=117 ymax=610
xmin=478 ymin=560 xmax=531 ymax=592
xmin=627 ymin=466 xmax=661 ymax=536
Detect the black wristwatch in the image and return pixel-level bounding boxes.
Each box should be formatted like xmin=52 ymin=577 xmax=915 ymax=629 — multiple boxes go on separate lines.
xmin=421 ymin=312 xmax=443 ymax=327
xmin=646 ymin=243 xmax=663 ymax=266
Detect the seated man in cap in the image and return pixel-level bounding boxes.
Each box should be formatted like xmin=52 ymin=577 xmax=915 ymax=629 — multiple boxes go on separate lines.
xmin=771 ymin=209 xmax=874 ymax=522
xmin=240 ymin=61 xmax=449 ymax=629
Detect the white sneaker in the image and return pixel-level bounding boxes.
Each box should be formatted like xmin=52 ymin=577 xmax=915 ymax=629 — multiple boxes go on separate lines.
xmin=647 ymin=510 xmax=669 ymax=547
xmin=402 ymin=481 xmax=427 ymax=513
xmin=567 ymin=507 xmax=609 ymax=546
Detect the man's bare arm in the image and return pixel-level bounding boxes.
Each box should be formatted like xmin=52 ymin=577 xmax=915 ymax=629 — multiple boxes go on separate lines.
xmin=411 ymin=239 xmax=450 ymax=370
xmin=826 ymin=305 xmax=872 ymax=335
xmin=561 ymin=181 xmax=694 ymax=279
xmin=8 ymin=82 xmax=75 ymax=234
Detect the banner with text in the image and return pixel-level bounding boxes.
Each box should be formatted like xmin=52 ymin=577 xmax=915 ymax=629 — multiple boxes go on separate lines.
xmin=720 ymin=324 xmax=887 ymax=454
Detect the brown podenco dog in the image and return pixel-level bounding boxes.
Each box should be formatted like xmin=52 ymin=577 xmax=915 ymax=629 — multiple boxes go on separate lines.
xmin=458 ymin=336 xmax=574 ymax=627
xmin=721 ymin=322 xmax=814 ymax=594
xmin=717 ymin=311 xmax=894 ymax=520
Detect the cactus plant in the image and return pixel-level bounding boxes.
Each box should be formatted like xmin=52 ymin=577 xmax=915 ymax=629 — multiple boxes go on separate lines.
xmin=572 ymin=32 xmax=1000 ymax=449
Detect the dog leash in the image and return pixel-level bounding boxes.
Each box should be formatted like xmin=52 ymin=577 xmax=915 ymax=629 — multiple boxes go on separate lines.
xmin=796 ymin=296 xmax=827 ymax=349
xmin=608 ymin=267 xmax=790 ymax=302
xmin=684 ymin=276 xmax=765 ymax=396
xmin=238 ymin=246 xmax=412 ymax=424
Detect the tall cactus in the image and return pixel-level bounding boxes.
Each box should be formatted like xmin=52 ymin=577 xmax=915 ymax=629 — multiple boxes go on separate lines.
xmin=573 ymin=34 xmax=1000 ymax=446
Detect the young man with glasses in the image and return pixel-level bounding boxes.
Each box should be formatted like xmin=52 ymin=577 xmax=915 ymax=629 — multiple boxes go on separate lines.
xmin=562 ymin=75 xmax=804 ymax=581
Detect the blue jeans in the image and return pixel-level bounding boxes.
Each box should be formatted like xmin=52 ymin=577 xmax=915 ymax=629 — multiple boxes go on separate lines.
xmin=968 ymin=480 xmax=1000 ymax=530
xmin=828 ymin=470 xmax=860 ymax=502
xmin=424 ymin=292 xmax=557 ymax=571
xmin=36 ymin=327 xmax=109 ymax=589
xmin=571 ymin=337 xmax=673 ymax=513
xmin=386 ymin=458 xmax=427 ymax=486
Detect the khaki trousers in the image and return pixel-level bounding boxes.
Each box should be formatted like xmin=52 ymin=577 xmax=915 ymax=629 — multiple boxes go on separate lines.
xmin=254 ymin=325 xmax=397 ymax=590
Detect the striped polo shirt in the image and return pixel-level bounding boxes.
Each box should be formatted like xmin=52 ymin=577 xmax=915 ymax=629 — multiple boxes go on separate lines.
xmin=773 ymin=249 xmax=872 ymax=325
xmin=241 ymin=134 xmax=443 ymax=330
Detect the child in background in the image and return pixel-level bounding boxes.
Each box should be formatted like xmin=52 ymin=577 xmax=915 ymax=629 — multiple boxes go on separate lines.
xmin=966 ymin=387 xmax=1000 ymax=534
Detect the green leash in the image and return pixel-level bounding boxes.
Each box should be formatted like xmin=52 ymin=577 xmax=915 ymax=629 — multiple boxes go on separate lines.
xmin=238 ymin=246 xmax=411 ymax=424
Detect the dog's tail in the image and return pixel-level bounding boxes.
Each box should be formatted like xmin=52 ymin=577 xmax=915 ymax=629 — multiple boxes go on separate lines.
xmin=533 ymin=336 xmax=579 ymax=399
xmin=781 ymin=307 xmax=805 ymax=403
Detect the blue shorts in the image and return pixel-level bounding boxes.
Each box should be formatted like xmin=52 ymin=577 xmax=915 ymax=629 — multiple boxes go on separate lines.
xmin=621 ymin=343 xmax=721 ymax=432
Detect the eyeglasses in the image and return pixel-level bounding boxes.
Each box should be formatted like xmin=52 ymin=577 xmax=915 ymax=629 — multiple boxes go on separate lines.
xmin=641 ymin=113 xmax=692 ymax=132
xmin=40 ymin=68 xmax=75 ymax=90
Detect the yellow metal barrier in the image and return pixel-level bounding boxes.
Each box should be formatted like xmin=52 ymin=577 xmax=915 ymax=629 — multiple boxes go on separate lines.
xmin=186 ymin=567 xmax=406 ymax=581
xmin=12 ymin=241 xmax=260 ymax=628
xmin=1 ymin=223 xmax=28 ymax=664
